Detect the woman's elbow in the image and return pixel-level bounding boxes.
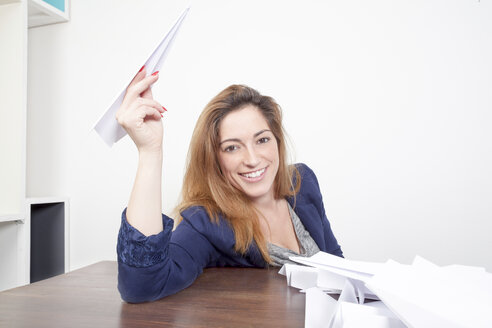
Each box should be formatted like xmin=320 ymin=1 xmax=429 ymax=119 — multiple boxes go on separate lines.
xmin=118 ymin=285 xmax=157 ymax=303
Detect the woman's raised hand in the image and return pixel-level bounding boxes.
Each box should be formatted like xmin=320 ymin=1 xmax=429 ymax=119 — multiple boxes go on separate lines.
xmin=116 ymin=66 xmax=166 ymax=153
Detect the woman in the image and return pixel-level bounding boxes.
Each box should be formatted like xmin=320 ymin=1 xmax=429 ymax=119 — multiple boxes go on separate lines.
xmin=115 ymin=67 xmax=343 ymax=303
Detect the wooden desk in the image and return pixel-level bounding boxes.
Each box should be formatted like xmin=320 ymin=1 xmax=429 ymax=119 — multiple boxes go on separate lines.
xmin=0 ymin=261 xmax=305 ymax=327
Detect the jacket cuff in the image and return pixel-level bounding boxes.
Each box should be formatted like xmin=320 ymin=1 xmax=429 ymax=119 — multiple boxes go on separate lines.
xmin=117 ymin=208 xmax=174 ymax=268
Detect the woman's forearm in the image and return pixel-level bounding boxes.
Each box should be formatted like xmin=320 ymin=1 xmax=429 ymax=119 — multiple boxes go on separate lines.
xmin=126 ymin=150 xmax=163 ymax=236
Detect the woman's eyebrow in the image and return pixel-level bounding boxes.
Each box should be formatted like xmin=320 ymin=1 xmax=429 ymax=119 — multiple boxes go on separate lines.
xmin=254 ymin=129 xmax=271 ymax=138
xmin=219 ymin=138 xmax=241 ymax=145
xmin=219 ymin=129 xmax=272 ymax=145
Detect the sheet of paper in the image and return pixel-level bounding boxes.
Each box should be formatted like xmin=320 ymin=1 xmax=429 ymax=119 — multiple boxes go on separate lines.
xmin=365 ymin=301 xmax=403 ymax=320
xmin=290 ymin=252 xmax=387 ymax=284
xmin=338 ymin=279 xmax=358 ymax=303
xmin=366 ymin=284 xmax=458 ymax=328
xmin=290 ymin=253 xmax=375 ymax=283
xmin=290 ymin=269 xmax=318 ymax=290
xmin=304 ymin=287 xmax=338 ymax=328
xmin=339 ymin=301 xmax=406 ymax=328
xmin=93 ymin=7 xmax=190 ymax=147
xmin=293 ymin=251 xmax=385 ymax=275
xmin=279 ymin=264 xmax=318 ymax=290
xmin=278 ymin=265 xmax=287 ymax=276
xmin=366 ymin=258 xmax=492 ymax=328
xmin=443 ymin=264 xmax=486 ymax=274
xmin=317 ymin=267 xmax=346 ymax=293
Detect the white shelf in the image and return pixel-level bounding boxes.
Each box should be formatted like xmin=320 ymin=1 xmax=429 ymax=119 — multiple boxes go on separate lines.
xmin=1 ymin=0 xmax=69 ymax=28
xmin=0 ymin=214 xmax=24 ymax=223
xmin=26 ymin=196 xmax=69 ymax=205
xmin=28 ymin=0 xmax=69 ymax=28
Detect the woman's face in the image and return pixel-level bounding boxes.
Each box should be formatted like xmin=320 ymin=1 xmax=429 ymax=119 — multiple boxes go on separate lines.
xmin=217 ymin=105 xmax=279 ymax=203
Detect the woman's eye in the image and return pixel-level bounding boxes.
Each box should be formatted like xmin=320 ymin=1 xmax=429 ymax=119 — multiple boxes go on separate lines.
xmin=224 ymin=145 xmax=238 ymax=152
xmin=258 ymin=137 xmax=270 ymax=144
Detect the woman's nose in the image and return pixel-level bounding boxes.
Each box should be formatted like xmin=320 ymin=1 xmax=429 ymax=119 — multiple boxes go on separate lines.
xmin=243 ymin=146 xmax=260 ymax=167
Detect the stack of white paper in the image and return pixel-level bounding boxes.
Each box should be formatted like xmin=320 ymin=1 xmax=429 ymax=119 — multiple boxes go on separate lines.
xmin=280 ymin=252 xmax=492 ymax=328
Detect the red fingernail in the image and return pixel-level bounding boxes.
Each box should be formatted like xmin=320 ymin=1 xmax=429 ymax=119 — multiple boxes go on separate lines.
xmin=152 ymin=71 xmax=159 ymax=76
xmin=162 ymin=106 xmax=167 ymax=112
xmin=138 ymin=65 xmax=145 ymax=72
xmin=160 ymin=113 xmax=163 ymax=117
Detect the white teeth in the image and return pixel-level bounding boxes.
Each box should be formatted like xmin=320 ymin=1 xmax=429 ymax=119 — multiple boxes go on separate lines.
xmin=241 ymin=168 xmax=265 ymax=178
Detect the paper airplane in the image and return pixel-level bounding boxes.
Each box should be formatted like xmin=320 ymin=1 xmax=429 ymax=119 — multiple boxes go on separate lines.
xmin=93 ymin=7 xmax=190 ymax=147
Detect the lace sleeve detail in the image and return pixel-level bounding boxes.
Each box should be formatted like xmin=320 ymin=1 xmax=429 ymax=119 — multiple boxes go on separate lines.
xmin=117 ymin=208 xmax=174 ymax=268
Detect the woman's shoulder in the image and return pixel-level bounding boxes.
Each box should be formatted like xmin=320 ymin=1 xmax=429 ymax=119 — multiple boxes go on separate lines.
xmin=293 ymin=162 xmax=315 ymax=177
xmin=290 ymin=163 xmax=323 ymax=203
xmin=292 ymin=163 xmax=319 ymax=187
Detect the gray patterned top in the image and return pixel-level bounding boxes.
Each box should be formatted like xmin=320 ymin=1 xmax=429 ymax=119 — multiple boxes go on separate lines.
xmin=267 ymin=203 xmax=320 ymax=267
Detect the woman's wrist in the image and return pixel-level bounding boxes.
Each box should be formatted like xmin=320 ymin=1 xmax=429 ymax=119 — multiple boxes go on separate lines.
xmin=138 ymin=148 xmax=163 ymax=162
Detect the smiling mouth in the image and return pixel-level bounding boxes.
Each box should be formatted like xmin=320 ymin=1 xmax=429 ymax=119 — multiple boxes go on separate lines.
xmin=239 ymin=167 xmax=266 ymax=179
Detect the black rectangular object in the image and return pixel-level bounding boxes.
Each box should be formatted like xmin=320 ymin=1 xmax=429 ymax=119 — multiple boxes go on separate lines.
xmin=30 ymin=202 xmax=65 ymax=283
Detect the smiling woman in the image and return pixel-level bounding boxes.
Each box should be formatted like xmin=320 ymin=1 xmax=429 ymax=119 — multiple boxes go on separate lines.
xmin=116 ymin=77 xmax=343 ymax=303
xmin=176 ymin=85 xmax=303 ymax=263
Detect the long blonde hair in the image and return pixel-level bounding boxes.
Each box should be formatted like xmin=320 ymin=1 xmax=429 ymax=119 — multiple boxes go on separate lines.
xmin=176 ymin=85 xmax=301 ymax=263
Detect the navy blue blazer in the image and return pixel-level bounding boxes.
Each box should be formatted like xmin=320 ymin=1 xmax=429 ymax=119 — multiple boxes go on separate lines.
xmin=117 ymin=163 xmax=343 ymax=303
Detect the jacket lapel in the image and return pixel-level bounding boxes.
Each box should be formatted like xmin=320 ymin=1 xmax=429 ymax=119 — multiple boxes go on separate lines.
xmin=288 ymin=201 xmax=327 ymax=252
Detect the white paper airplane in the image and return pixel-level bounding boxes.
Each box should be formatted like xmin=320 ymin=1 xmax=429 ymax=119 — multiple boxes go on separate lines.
xmin=93 ymin=7 xmax=190 ymax=147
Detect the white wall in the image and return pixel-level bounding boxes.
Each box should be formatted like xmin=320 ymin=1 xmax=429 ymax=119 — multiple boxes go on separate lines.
xmin=27 ymin=0 xmax=492 ymax=271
